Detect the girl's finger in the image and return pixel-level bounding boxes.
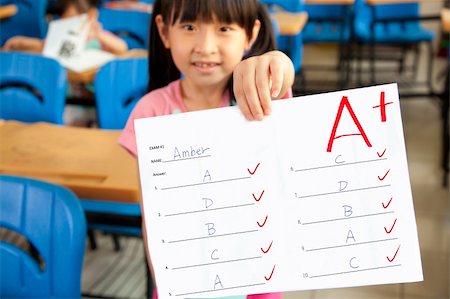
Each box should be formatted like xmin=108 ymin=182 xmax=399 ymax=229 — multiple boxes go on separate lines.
xmin=255 ymin=60 xmax=272 ymax=116
xmin=268 ymin=58 xmax=284 ymax=98
xmin=242 ymin=62 xmax=264 ymax=120
xmin=233 ymin=71 xmax=253 ymax=120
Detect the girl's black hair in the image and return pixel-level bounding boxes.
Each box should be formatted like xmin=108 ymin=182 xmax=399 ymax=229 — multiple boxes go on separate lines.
xmin=52 ymin=0 xmax=100 ymax=15
xmin=148 ymin=0 xmax=276 ymax=102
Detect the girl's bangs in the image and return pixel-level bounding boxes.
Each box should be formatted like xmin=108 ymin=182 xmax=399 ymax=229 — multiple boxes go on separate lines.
xmin=167 ymin=0 xmax=258 ymax=28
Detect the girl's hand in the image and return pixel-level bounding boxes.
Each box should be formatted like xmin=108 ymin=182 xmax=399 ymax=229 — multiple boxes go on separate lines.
xmin=2 ymin=36 xmax=44 ymax=53
xmin=233 ymin=50 xmax=294 ymax=121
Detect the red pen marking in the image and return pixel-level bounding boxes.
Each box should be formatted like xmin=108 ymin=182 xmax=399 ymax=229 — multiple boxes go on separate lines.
xmin=377 ymin=148 xmax=387 ymax=158
xmin=264 ymin=264 xmax=276 ymax=281
xmin=261 ymin=240 xmax=273 ymax=254
xmin=384 ymin=218 xmax=397 ymax=234
xmin=247 ymin=163 xmax=260 ymax=175
xmin=378 ymin=169 xmax=390 ymax=181
xmin=372 ymin=91 xmax=393 ymax=122
xmin=382 ymin=197 xmax=393 ymax=209
xmin=252 ymin=190 xmax=265 ymax=202
xmin=257 ymin=215 xmax=268 ymax=228
xmin=387 ymin=245 xmax=401 ymax=262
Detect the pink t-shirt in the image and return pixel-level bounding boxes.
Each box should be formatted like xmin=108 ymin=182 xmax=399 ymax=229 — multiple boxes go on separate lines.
xmin=118 ymin=79 xmax=292 ymax=157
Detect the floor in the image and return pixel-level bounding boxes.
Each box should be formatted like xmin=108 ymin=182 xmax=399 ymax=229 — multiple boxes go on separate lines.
xmin=82 ymin=3 xmax=449 ymax=298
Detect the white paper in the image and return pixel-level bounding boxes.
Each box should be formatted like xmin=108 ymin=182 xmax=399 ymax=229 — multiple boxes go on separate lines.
xmin=134 ymin=84 xmax=422 ymax=298
xmin=43 ymin=15 xmax=114 ymax=73
xmin=57 ymin=48 xmax=114 ymax=73
xmin=43 ymin=14 xmax=89 ymax=60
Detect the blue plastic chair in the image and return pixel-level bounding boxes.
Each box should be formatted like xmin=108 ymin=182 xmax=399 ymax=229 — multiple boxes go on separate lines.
xmin=0 ymin=175 xmax=86 ymax=298
xmin=302 ymin=4 xmax=352 ymax=43
xmin=87 ymin=57 xmax=148 ymax=239
xmin=261 ymin=0 xmax=304 ymax=73
xmin=98 ymin=7 xmax=151 ymax=50
xmin=301 ymin=3 xmax=354 ymax=90
xmin=0 ymin=0 xmax=48 ymax=46
xmin=0 ymin=52 xmax=67 ymax=124
xmin=353 ymin=0 xmax=435 ymax=84
xmin=85 ymin=57 xmax=147 ymax=246
xmin=94 ymin=57 xmax=148 ymax=129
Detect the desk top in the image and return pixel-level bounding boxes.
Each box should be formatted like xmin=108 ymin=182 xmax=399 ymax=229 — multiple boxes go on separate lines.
xmin=442 ymin=8 xmax=450 ymax=33
xmin=0 ymin=121 xmax=140 ymax=203
xmin=366 ymin=0 xmax=439 ymax=4
xmin=305 ymin=0 xmax=354 ymax=4
xmin=271 ymin=11 xmax=308 ymax=36
xmin=0 ymin=4 xmax=17 ymax=20
xmin=67 ymin=49 xmax=148 ymax=84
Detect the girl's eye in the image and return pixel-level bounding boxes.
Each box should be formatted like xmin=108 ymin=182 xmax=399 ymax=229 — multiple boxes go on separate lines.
xmin=181 ymin=24 xmax=195 ymax=31
xmin=219 ymin=26 xmax=233 ymax=32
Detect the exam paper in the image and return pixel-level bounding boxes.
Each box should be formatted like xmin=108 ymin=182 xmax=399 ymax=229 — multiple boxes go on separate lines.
xmin=43 ymin=15 xmax=114 ymax=73
xmin=134 ymin=84 xmax=422 ymax=298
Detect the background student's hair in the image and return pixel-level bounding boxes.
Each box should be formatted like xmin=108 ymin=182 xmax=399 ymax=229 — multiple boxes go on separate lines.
xmin=51 ymin=0 xmax=101 ymax=15
xmin=148 ymin=0 xmax=276 ymax=95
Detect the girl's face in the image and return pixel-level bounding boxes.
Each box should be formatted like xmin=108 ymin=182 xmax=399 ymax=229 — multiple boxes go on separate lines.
xmin=156 ymin=14 xmax=260 ymax=90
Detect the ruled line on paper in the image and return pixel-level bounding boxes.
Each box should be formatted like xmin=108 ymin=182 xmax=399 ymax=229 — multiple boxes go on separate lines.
xmin=298 ymin=184 xmax=391 ymax=199
xmin=301 ymin=211 xmax=395 ymax=225
xmin=175 ymin=282 xmax=266 ymax=297
xmin=168 ymin=229 xmax=259 ymax=243
xmin=295 ymin=158 xmax=388 ymax=172
xmin=163 ymin=155 xmax=212 ymax=163
xmin=164 ymin=203 xmax=255 ymax=217
xmin=161 ymin=176 xmax=252 ymax=190
xmin=309 ymin=264 xmax=402 ymax=278
xmin=172 ymin=255 xmax=262 ymax=270
xmin=305 ymin=237 xmax=398 ymax=252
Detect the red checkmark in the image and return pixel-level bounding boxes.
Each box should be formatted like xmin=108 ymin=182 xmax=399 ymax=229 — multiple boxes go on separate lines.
xmin=247 ymin=163 xmax=260 ymax=175
xmin=252 ymin=190 xmax=265 ymax=202
xmin=261 ymin=240 xmax=273 ymax=254
xmin=384 ymin=218 xmax=397 ymax=234
xmin=387 ymin=245 xmax=401 ymax=262
xmin=377 ymin=148 xmax=387 ymax=158
xmin=378 ymin=169 xmax=391 ymax=181
xmin=257 ymin=215 xmax=268 ymax=228
xmin=264 ymin=264 xmax=276 ymax=281
xmin=382 ymin=197 xmax=393 ymax=209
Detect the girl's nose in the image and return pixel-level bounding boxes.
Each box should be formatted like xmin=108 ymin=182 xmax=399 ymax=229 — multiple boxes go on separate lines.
xmin=194 ymin=28 xmax=218 ymax=54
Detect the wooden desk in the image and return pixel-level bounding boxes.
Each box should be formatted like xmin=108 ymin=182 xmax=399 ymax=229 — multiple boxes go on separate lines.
xmin=0 ymin=4 xmax=17 ymax=20
xmin=271 ymin=11 xmax=308 ymax=36
xmin=67 ymin=49 xmax=148 ymax=84
xmin=366 ymin=0 xmax=439 ymax=4
xmin=305 ymin=0 xmax=354 ymax=4
xmin=442 ymin=8 xmax=450 ymax=33
xmin=0 ymin=121 xmax=139 ymax=203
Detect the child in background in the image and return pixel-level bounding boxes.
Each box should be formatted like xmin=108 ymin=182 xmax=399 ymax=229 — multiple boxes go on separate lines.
xmin=2 ymin=0 xmax=128 ymax=55
xmin=119 ymin=0 xmax=294 ymax=298
xmin=3 ymin=0 xmax=128 ymax=126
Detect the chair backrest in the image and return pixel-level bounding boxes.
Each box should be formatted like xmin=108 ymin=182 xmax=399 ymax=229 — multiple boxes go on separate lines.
xmin=94 ymin=57 xmax=148 ymax=129
xmin=0 ymin=52 xmax=67 ymax=124
xmin=0 ymin=0 xmax=48 ymax=46
xmin=302 ymin=4 xmax=353 ymax=43
xmin=0 ymin=175 xmax=86 ymax=298
xmin=98 ymin=7 xmax=151 ymax=50
xmin=353 ymin=0 xmax=426 ymax=41
xmin=260 ymin=0 xmax=303 ymax=12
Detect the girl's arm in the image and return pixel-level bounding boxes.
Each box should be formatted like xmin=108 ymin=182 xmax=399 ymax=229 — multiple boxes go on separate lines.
xmin=90 ymin=19 xmax=129 ymax=55
xmin=233 ymin=50 xmax=295 ymax=121
xmin=2 ymin=36 xmax=44 ymax=53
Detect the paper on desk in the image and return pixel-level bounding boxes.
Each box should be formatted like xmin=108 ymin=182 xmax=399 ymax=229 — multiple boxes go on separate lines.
xmin=134 ymin=84 xmax=422 ymax=298
xmin=43 ymin=14 xmax=114 ymax=73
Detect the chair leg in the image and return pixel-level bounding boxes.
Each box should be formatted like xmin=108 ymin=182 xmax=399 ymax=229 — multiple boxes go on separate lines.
xmin=87 ymin=229 xmax=97 ymax=250
xmin=112 ymin=234 xmax=121 ymax=252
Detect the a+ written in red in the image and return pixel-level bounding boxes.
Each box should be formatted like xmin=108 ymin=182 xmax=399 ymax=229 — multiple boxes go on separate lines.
xmin=247 ymin=162 xmax=260 ymax=175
